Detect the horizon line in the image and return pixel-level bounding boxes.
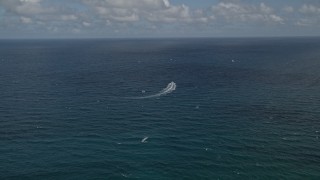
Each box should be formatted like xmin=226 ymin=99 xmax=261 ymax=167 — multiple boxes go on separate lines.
xmin=1 ymin=35 xmax=320 ymax=40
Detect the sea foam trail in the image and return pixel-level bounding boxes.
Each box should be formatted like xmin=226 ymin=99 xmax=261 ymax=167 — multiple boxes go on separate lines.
xmin=129 ymin=82 xmax=176 ymax=99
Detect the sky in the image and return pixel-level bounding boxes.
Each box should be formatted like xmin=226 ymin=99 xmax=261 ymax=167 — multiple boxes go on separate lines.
xmin=0 ymin=0 xmax=320 ymax=38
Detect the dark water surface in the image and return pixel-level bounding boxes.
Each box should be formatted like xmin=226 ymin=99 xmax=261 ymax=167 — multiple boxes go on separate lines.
xmin=0 ymin=38 xmax=320 ymax=179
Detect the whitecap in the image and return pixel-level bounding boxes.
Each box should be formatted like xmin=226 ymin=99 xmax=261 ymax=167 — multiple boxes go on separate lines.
xmin=141 ymin=137 xmax=148 ymax=143
xmin=129 ymin=82 xmax=176 ymax=99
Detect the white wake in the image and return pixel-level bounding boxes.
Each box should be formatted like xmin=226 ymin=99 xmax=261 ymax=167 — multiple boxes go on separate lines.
xmin=130 ymin=82 xmax=176 ymax=99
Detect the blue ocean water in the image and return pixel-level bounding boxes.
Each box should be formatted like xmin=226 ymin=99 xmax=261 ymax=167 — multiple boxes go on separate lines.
xmin=0 ymin=38 xmax=320 ymax=179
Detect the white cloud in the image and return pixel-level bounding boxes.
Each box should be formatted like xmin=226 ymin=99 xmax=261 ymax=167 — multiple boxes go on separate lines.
xmin=85 ymin=0 xmax=202 ymax=24
xmin=20 ymin=0 xmax=41 ymax=3
xmin=82 ymin=21 xmax=91 ymax=27
xmin=259 ymin=3 xmax=273 ymax=14
xmin=147 ymin=4 xmax=191 ymax=22
xmin=210 ymin=2 xmax=284 ymax=24
xmin=300 ymin=4 xmax=320 ymax=14
xmin=283 ymin=6 xmax=294 ymax=13
xmin=111 ymin=13 xmax=139 ymax=22
xmin=295 ymin=18 xmax=318 ymax=26
xmin=20 ymin=16 xmax=32 ymax=23
xmin=104 ymin=0 xmax=170 ymax=9
xmin=269 ymin=14 xmax=284 ymax=24
xmin=294 ymin=4 xmax=320 ymax=27
xmin=0 ymin=0 xmax=319 ymax=37
xmin=0 ymin=0 xmax=55 ymax=15
xmin=61 ymin=15 xmax=78 ymax=21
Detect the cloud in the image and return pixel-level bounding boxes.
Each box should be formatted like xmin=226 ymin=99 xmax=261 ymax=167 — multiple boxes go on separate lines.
xmin=283 ymin=6 xmax=294 ymax=13
xmin=300 ymin=4 xmax=320 ymax=14
xmin=20 ymin=16 xmax=32 ymax=23
xmin=103 ymin=0 xmax=170 ymax=9
xmin=82 ymin=21 xmax=91 ymax=27
xmin=293 ymin=4 xmax=320 ymax=27
xmin=84 ymin=0 xmax=204 ymax=24
xmin=111 ymin=13 xmax=140 ymax=22
xmin=60 ymin=15 xmax=78 ymax=21
xmin=0 ymin=0 xmax=319 ymax=37
xmin=209 ymin=2 xmax=284 ymax=24
xmin=0 ymin=0 xmax=55 ymax=15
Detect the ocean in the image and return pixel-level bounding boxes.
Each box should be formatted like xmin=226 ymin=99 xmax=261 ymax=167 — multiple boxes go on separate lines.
xmin=0 ymin=38 xmax=320 ymax=179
